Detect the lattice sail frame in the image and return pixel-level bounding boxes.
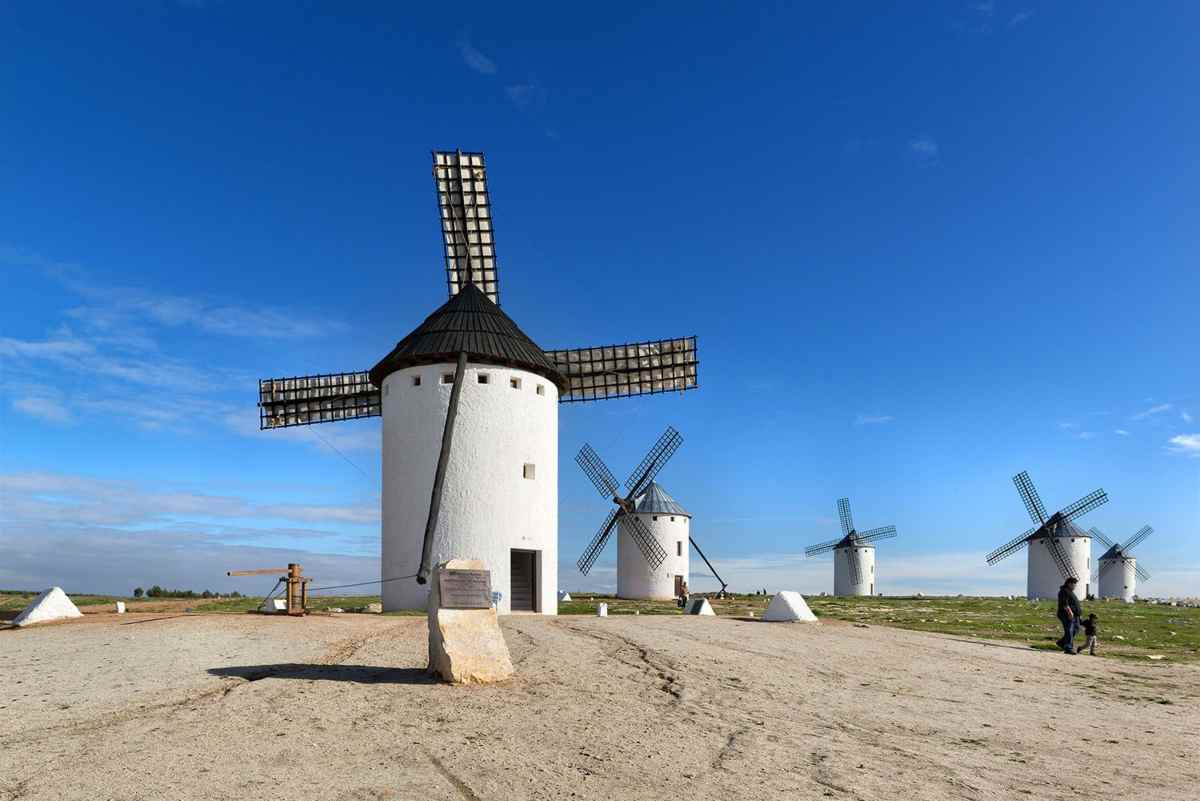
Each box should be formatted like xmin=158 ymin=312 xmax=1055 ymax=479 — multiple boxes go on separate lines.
xmin=433 ymin=150 xmax=499 ymax=304
xmin=259 ymin=372 xmax=381 ymax=429
xmin=546 ymin=337 xmax=698 ymax=403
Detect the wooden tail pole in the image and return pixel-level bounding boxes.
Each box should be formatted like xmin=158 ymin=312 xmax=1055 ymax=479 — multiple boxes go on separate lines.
xmin=227 ymin=563 xmax=310 ymax=615
xmin=418 ymin=351 xmax=469 ymax=585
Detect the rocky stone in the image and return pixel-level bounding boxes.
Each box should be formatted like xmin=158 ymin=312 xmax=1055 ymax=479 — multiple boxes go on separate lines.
xmin=365 ymin=602 xmax=383 ymax=614
xmin=427 ymin=559 xmax=514 ymax=685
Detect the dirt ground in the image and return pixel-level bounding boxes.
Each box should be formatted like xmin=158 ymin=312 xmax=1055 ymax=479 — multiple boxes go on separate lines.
xmin=2 ymin=612 xmax=1197 ymax=801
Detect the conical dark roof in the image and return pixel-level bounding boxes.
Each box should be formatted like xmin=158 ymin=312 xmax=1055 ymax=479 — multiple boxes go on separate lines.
xmin=369 ymin=283 xmax=568 ymax=391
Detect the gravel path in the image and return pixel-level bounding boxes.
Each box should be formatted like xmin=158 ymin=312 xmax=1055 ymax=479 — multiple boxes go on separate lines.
xmin=1 ymin=612 xmax=1196 ymax=800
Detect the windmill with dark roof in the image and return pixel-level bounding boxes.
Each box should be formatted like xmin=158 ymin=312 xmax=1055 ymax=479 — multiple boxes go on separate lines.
xmin=805 ymin=497 xmax=898 ymax=596
xmin=1090 ymin=525 xmax=1152 ymax=603
xmin=258 ymin=151 xmax=698 ymax=614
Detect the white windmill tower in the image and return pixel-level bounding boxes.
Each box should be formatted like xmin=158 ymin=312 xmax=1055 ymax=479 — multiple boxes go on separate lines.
xmin=1090 ymin=525 xmax=1153 ymax=603
xmin=574 ymin=427 xmax=728 ymax=600
xmin=805 ymin=497 xmax=898 ymax=596
xmin=257 ymin=150 xmax=699 ymax=615
xmin=985 ymin=470 xmax=1107 ymax=600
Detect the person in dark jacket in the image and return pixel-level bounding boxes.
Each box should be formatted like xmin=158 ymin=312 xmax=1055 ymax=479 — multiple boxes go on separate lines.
xmin=1082 ymin=613 xmax=1098 ymax=655
xmin=1056 ymin=577 xmax=1083 ymax=654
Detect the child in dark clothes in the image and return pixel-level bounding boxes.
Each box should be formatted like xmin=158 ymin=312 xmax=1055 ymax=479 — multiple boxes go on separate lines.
xmin=1082 ymin=613 xmax=1098 ymax=655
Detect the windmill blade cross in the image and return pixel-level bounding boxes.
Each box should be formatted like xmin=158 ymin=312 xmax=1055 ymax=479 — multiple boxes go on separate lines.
xmin=1135 ymin=564 xmax=1151 ymax=582
xmin=1123 ymin=525 xmax=1153 ymax=552
xmin=856 ymin=525 xmax=897 ymax=544
xmin=837 ymin=498 xmax=854 ymax=536
xmin=1087 ymin=526 xmax=1115 ymax=550
xmin=1012 ymin=471 xmax=1048 ymax=525
xmin=577 ymin=508 xmax=620 ymax=576
xmin=986 ymin=527 xmax=1036 ymax=565
xmin=624 ymin=513 xmax=669 ymax=569
xmin=624 ymin=426 xmax=683 ymax=496
xmin=805 ymin=537 xmax=843 ymax=557
xmin=1098 ymin=559 xmax=1115 ymax=578
xmin=1058 ymin=488 xmax=1108 ymax=522
xmin=576 ymin=444 xmax=619 ymax=499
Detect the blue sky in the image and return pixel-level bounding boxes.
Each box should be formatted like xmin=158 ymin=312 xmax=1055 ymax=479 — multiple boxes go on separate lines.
xmin=2 ymin=2 xmax=1196 ymax=598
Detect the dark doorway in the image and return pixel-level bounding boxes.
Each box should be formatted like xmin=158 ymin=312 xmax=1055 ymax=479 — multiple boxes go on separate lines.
xmin=510 ymin=550 xmax=537 ymax=612
xmin=674 ymin=575 xmax=684 ymax=598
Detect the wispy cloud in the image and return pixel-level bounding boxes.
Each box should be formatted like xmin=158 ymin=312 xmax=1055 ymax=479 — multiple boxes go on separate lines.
xmin=1114 ymin=429 xmax=1130 ymax=436
xmin=505 ymin=82 xmax=545 ymax=111
xmin=12 ymin=396 xmax=72 ymax=424
xmin=970 ymin=1 xmax=995 ymax=17
xmin=457 ymin=35 xmax=497 ymax=75
xmin=1074 ymin=431 xmax=1096 ymax=440
xmin=1131 ymin=403 xmax=1172 ymax=421
xmin=1008 ymin=10 xmax=1034 ymax=28
xmin=1182 ymin=410 xmax=1193 ymax=424
xmin=1168 ymin=434 xmax=1200 ymax=457
xmin=1057 ymin=421 xmax=1079 ymax=431
xmin=908 ymin=136 xmax=939 ymax=164
xmin=855 ymin=414 xmax=895 ymax=425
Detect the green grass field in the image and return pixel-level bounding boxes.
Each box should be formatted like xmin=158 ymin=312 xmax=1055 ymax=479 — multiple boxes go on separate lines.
xmin=5 ymin=589 xmax=1196 ymax=662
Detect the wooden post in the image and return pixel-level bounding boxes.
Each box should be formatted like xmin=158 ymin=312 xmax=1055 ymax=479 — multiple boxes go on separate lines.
xmin=418 ymin=351 xmax=469 ymax=585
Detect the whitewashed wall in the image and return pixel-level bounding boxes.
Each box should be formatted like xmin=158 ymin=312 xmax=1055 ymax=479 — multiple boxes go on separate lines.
xmin=616 ymin=513 xmax=690 ymax=599
xmin=380 ymin=362 xmax=558 ymax=615
xmin=1026 ymin=535 xmax=1091 ymax=600
xmin=833 ymin=545 xmax=876 ymax=597
xmin=1098 ymin=557 xmax=1137 ymax=602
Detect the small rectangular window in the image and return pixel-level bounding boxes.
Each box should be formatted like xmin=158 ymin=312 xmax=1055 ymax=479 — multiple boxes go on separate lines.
xmin=478 ymin=374 xmax=489 ymax=385
xmin=412 ymin=376 xmax=421 ymax=387
xmin=510 ymin=377 xmax=522 ymax=389
xmin=536 ymin=384 xmax=545 ymax=396
xmin=676 ymin=541 xmax=682 ymax=557
xmin=670 ymin=516 xmax=676 ymax=522
xmin=523 ymin=463 xmax=536 ymax=480
xmin=653 ymin=515 xmax=659 ymax=521
xmin=441 ymin=373 xmax=454 ymax=384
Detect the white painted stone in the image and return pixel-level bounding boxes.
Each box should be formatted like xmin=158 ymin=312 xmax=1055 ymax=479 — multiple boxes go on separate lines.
xmin=597 ymin=603 xmax=608 ymax=617
xmin=683 ymin=597 xmax=715 ymax=616
xmin=1027 ymin=534 xmax=1091 ymax=600
xmin=13 ymin=588 xmax=83 ymax=627
xmin=260 ymin=598 xmax=288 ymax=613
xmin=381 ymin=363 xmax=558 ymax=616
xmin=833 ymin=545 xmax=876 ymax=597
xmin=426 ymin=560 xmax=514 ymax=684
xmin=558 ymin=591 xmax=571 ymax=602
xmin=365 ymin=602 xmax=383 ymax=614
xmin=115 ymin=601 xmax=126 ymax=614
xmin=1098 ymin=557 xmax=1137 ymax=603
xmin=762 ymin=591 xmax=819 ymax=622
xmin=617 ymin=510 xmax=690 ymax=601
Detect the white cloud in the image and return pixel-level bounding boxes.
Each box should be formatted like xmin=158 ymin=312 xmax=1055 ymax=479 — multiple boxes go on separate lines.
xmin=1008 ymin=10 xmax=1034 ymax=27
xmin=908 ymin=136 xmax=939 ymax=163
xmin=12 ymin=396 xmax=72 ymax=424
xmin=1182 ymin=410 xmax=1193 ymax=424
xmin=971 ymin=1 xmax=995 ymax=17
xmin=457 ymin=36 xmax=497 ymax=75
xmin=1132 ymin=403 xmax=1172 ymax=421
xmin=855 ymin=414 xmax=895 ymax=425
xmin=1114 ymin=429 xmax=1130 ymax=436
xmin=1074 ymin=431 xmax=1096 ymax=440
xmin=1057 ymin=421 xmax=1079 ymax=431
xmin=1167 ymin=434 xmax=1200 ymax=457
xmin=505 ymin=83 xmax=545 ymax=110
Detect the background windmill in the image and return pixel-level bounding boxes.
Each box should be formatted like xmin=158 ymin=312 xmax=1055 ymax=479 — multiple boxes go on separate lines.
xmin=257 ymin=150 xmax=699 ymax=614
xmin=804 ymin=497 xmax=898 ymax=596
xmin=985 ymin=470 xmax=1107 ymax=600
xmin=1090 ymin=525 xmax=1152 ymax=603
xmin=575 ymin=426 xmax=726 ymax=599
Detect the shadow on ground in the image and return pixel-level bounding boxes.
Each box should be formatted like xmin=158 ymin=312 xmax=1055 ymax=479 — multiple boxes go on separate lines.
xmin=209 ymin=664 xmax=435 ymax=684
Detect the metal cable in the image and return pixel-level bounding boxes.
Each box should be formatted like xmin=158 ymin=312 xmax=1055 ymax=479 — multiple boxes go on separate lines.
xmin=307 ymin=574 xmax=418 ymax=594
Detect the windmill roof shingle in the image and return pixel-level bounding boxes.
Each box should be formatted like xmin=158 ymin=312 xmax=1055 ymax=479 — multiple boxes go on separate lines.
xmin=369 ymin=283 xmax=568 ymax=391
xmin=633 ymin=482 xmax=690 ymax=517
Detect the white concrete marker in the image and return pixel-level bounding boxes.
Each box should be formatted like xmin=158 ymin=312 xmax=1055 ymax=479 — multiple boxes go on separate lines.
xmin=13 ymin=587 xmax=84 ymax=627
xmin=762 ymin=591 xmax=819 ymax=623
xmin=597 ymin=603 xmax=608 ymax=617
xmin=683 ymin=597 xmax=715 ymax=616
xmin=115 ymin=601 xmax=126 ymax=614
xmin=558 ymin=591 xmax=571 ymax=602
xmin=259 ymin=598 xmax=288 ymax=613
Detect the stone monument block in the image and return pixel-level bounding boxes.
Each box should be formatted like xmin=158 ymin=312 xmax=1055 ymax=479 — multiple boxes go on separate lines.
xmin=427 ymin=559 xmax=514 ymax=684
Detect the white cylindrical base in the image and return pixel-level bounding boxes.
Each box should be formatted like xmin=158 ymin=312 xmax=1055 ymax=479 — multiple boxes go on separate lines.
xmin=833 ymin=545 xmax=876 ymax=597
xmin=380 ymin=362 xmax=558 ymax=615
xmin=1026 ymin=535 xmax=1091 ymax=600
xmin=616 ymin=513 xmax=690 ymax=600
xmin=1098 ymin=557 xmax=1136 ymax=602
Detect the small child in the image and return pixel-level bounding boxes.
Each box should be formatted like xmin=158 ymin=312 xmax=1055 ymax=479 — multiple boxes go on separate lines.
xmin=1082 ymin=613 xmax=1099 ymax=655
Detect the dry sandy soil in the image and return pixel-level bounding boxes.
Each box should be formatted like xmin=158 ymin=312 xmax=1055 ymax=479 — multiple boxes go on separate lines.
xmin=2 ymin=611 xmax=1197 ymax=801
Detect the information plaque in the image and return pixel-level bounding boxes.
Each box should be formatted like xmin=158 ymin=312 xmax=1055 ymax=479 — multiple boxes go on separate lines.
xmin=438 ymin=569 xmax=492 ymax=609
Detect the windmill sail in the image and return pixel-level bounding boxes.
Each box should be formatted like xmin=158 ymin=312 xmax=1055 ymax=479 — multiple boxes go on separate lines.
xmin=433 ymin=150 xmax=500 ymax=304
xmin=258 ymin=372 xmax=380 ymax=429
xmin=546 ymin=337 xmax=698 ymax=403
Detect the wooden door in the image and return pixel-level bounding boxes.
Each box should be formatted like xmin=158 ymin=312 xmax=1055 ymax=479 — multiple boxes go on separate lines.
xmin=674 ymin=575 xmax=684 ymax=597
xmin=510 ymin=550 xmax=537 ymax=612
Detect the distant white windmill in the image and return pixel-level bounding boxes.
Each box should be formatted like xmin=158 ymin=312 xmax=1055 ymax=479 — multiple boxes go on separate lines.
xmin=1090 ymin=525 xmax=1153 ymax=603
xmin=805 ymin=497 xmax=898 ymax=597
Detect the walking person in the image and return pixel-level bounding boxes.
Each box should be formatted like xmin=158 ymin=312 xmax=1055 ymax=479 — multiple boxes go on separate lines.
xmin=1082 ymin=613 xmax=1099 ymax=656
xmin=1056 ymin=576 xmax=1083 ymax=654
